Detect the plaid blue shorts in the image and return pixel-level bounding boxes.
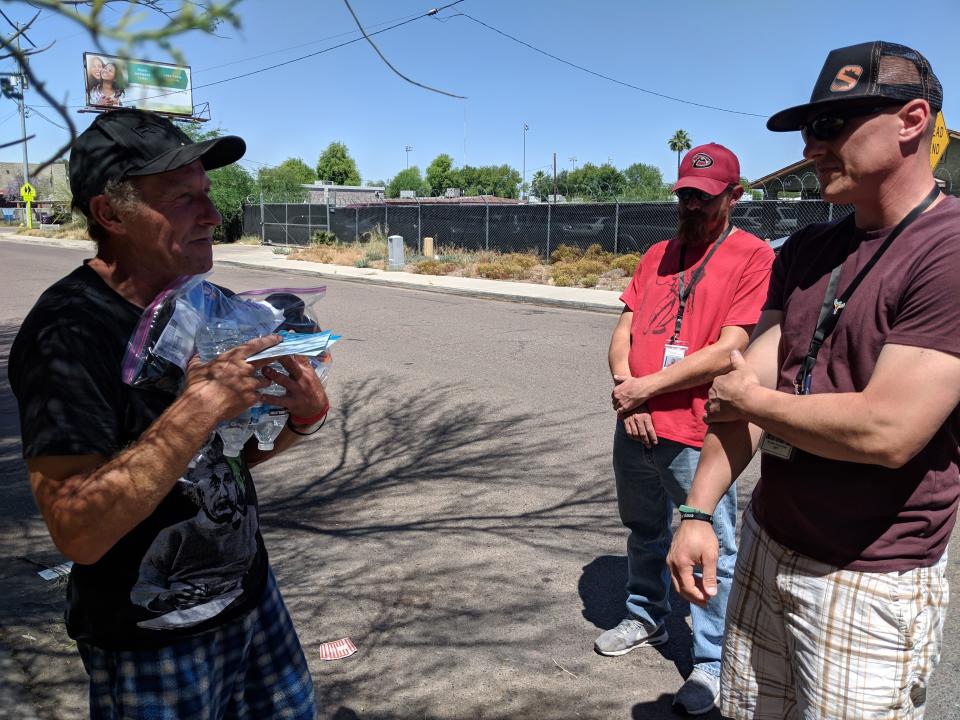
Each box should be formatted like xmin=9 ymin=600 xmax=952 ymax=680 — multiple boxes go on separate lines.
xmin=78 ymin=568 xmax=315 ymax=720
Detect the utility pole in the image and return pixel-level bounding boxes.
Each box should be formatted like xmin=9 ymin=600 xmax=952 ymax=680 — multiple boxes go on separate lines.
xmin=15 ymin=23 xmax=29 ymax=188
xmin=522 ymin=123 xmax=528 ymax=201
xmin=405 ymin=145 xmax=412 ymax=169
xmin=569 ymin=156 xmax=577 ymax=171
xmin=552 ymin=152 xmax=557 ymax=203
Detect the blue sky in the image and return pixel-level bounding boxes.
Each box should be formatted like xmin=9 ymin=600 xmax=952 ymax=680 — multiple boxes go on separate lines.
xmin=6 ymin=0 xmax=960 ymax=187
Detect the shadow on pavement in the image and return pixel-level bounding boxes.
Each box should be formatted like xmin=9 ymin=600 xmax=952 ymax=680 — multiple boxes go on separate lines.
xmin=632 ymin=693 xmax=728 ymax=719
xmin=579 ymin=554 xmax=695 ymax=681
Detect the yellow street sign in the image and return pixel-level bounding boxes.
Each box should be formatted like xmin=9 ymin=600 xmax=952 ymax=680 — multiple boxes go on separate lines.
xmin=930 ymin=112 xmax=949 ymax=170
xmin=19 ymin=181 xmax=35 ymax=202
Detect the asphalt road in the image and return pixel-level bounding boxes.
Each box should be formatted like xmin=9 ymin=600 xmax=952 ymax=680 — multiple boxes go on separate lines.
xmin=0 ymin=242 xmax=958 ymax=720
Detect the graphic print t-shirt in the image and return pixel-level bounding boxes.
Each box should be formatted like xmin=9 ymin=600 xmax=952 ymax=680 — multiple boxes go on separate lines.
xmin=9 ymin=264 xmax=267 ymax=650
xmin=619 ymin=229 xmax=773 ymax=447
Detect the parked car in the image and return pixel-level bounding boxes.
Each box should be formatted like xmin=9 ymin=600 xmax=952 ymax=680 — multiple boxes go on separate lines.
xmin=731 ymin=204 xmax=799 ymax=237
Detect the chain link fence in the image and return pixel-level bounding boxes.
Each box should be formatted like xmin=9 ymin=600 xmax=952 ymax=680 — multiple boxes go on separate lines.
xmin=244 ymin=200 xmax=853 ymax=256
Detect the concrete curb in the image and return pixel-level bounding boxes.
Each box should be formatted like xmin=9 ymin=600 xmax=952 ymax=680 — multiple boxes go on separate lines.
xmin=0 ymin=235 xmax=624 ymax=315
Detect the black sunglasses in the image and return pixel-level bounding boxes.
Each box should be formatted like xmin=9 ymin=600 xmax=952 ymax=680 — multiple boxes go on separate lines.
xmin=676 ymin=186 xmax=732 ymax=203
xmin=800 ymin=104 xmax=901 ymax=142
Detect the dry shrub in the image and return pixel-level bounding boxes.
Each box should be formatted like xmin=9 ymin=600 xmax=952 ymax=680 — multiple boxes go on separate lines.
xmin=413 ymin=259 xmax=459 ymax=275
xmin=551 ymin=269 xmax=574 ymax=287
xmin=583 ymin=243 xmax=611 ymax=260
xmin=550 ymin=244 xmax=582 ymax=264
xmin=611 ymin=253 xmax=641 ymax=274
xmin=574 ymin=258 xmax=608 ymax=277
xmin=476 ymin=262 xmax=524 ymax=280
xmin=581 ymin=273 xmax=599 ymax=288
xmin=501 ymin=252 xmax=539 ymax=270
xmin=289 ymin=244 xmax=365 ymax=265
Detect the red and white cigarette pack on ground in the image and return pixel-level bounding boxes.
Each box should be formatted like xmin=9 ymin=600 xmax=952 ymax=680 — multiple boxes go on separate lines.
xmin=318 ymin=637 xmax=358 ymax=661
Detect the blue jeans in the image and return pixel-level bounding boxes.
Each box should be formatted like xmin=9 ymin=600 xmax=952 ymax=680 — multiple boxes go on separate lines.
xmin=612 ymin=421 xmax=738 ymax=677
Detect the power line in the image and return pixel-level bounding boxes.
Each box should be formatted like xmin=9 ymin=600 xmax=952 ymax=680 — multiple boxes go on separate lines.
xmin=0 ymin=8 xmax=37 ymax=48
xmin=194 ymin=0 xmax=464 ymax=92
xmin=195 ymin=9 xmax=428 ymax=73
xmin=452 ymin=11 xmax=766 ymax=118
xmin=26 ymin=105 xmax=66 ymax=130
xmin=342 ymin=0 xmax=465 ymax=99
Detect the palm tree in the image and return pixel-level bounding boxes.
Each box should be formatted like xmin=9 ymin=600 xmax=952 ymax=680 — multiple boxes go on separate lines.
xmin=668 ymin=130 xmax=692 ymax=181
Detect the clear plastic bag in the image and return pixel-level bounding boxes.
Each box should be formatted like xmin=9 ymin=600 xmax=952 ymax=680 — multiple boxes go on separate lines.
xmin=121 ymin=274 xmax=208 ymax=394
xmin=122 ymin=279 xmax=295 ymax=390
xmin=123 ymin=281 xmax=332 ymax=392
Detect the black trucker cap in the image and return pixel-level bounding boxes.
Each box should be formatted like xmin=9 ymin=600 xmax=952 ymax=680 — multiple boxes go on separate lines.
xmin=767 ymin=41 xmax=943 ymax=132
xmin=69 ymin=108 xmax=246 ymax=213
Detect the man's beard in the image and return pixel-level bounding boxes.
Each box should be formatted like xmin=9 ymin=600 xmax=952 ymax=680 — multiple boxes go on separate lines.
xmin=677 ymin=208 xmax=724 ymax=246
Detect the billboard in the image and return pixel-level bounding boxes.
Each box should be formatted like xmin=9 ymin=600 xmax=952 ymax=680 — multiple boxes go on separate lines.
xmin=83 ymin=53 xmax=194 ymax=116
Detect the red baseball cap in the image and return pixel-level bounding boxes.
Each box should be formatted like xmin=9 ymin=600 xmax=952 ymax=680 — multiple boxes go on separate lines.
xmin=673 ymin=143 xmax=740 ymax=196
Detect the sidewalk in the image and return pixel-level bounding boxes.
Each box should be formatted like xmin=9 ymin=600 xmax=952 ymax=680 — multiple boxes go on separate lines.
xmin=0 ymin=234 xmax=623 ymax=314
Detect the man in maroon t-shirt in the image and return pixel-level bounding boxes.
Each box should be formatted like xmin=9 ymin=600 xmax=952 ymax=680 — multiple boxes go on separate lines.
xmin=667 ymin=42 xmax=960 ymax=718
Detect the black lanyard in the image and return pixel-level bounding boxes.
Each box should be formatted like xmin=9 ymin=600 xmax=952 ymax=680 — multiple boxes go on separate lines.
xmin=794 ymin=185 xmax=941 ymax=395
xmin=670 ymin=224 xmax=735 ymax=343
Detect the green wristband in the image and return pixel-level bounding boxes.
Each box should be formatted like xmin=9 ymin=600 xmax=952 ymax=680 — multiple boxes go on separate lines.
xmin=678 ymin=504 xmax=713 ymax=524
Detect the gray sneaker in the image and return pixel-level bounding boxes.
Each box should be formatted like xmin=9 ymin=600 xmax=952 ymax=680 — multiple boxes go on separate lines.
xmin=594 ymin=617 xmax=668 ymax=656
xmin=672 ymin=666 xmax=721 ymax=715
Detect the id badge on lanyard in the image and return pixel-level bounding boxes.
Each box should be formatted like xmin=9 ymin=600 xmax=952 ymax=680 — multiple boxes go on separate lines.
xmin=662 ymin=342 xmax=688 ymax=368
xmin=760 ymin=432 xmax=794 ymax=461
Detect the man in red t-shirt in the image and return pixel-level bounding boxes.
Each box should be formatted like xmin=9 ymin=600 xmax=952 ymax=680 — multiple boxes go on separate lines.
xmin=668 ymin=42 xmax=960 ymax=718
xmin=596 ymin=143 xmax=773 ymax=715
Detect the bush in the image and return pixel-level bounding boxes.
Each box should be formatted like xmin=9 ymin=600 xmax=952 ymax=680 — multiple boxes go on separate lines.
xmin=574 ymin=258 xmax=608 ymax=277
xmin=414 ymin=259 xmax=458 ymax=275
xmin=551 ymin=269 xmax=574 ymax=287
xmin=476 ymin=262 xmax=524 ymax=280
xmin=501 ymin=252 xmax=539 ymax=270
xmin=414 ymin=259 xmax=444 ymax=275
xmin=355 ymin=257 xmax=369 ymax=268
xmin=611 ymin=253 xmax=641 ymax=274
xmin=550 ymin=244 xmax=582 ymax=264
xmin=581 ymin=273 xmax=599 ymax=288
xmin=311 ymin=230 xmax=337 ymax=245
xmin=584 ymin=243 xmax=609 ymax=259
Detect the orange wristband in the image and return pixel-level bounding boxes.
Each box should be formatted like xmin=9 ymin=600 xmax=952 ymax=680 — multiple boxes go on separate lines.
xmin=290 ymin=404 xmax=329 ymax=426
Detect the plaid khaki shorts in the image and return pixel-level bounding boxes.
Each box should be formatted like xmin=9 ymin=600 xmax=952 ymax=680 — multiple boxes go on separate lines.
xmin=721 ymin=507 xmax=949 ymax=720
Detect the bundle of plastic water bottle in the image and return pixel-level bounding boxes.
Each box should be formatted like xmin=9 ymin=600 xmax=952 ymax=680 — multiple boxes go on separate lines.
xmin=123 ymin=275 xmax=339 ymax=457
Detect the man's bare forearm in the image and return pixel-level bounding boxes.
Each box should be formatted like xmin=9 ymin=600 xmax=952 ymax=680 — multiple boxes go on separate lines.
xmin=641 ymin=341 xmax=738 ymax=397
xmin=685 ymin=421 xmax=762 ymax=513
xmin=737 ymin=385 xmax=910 ymax=467
xmin=30 ymin=390 xmax=220 ymax=564
xmin=609 ymin=324 xmax=632 ymax=378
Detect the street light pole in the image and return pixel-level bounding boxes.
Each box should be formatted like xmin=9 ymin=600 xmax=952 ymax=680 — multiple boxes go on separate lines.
xmin=405 ymin=145 xmax=412 ymax=169
xmin=522 ymin=123 xmax=528 ymax=200
xmin=15 ymin=23 xmax=28 ymax=188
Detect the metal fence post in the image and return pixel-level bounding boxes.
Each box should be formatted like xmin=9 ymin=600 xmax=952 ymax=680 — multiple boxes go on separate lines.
xmin=546 ymin=203 xmax=551 ymax=259
xmin=485 ymin=201 xmax=490 ymax=251
xmin=417 ymin=202 xmax=422 ymax=255
xmin=828 ymin=203 xmax=833 ymax=222
xmin=259 ymin=192 xmax=265 ymax=245
xmin=355 ymin=207 xmax=359 ymax=242
xmin=326 ymin=197 xmax=331 ymax=233
xmin=613 ymin=202 xmax=620 ymax=254
xmin=385 ymin=204 xmax=389 ymax=235
xmin=284 ymin=202 xmax=289 ymax=246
